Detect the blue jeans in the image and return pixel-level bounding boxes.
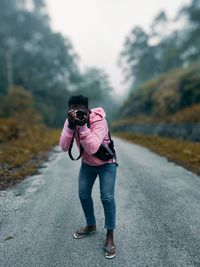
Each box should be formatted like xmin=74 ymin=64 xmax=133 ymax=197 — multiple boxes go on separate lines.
xmin=78 ymin=160 xmax=117 ymax=230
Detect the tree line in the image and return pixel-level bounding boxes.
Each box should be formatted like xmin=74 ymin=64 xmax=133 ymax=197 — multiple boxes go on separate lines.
xmin=0 ymin=0 xmax=117 ymax=127
xmin=117 ymin=0 xmax=200 ymax=120
xmin=119 ymin=0 xmax=200 ymax=88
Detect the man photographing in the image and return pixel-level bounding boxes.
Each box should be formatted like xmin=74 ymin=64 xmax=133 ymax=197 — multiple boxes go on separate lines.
xmin=59 ymin=95 xmax=118 ymax=259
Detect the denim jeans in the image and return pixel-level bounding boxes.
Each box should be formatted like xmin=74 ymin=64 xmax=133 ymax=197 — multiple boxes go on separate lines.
xmin=78 ymin=160 xmax=117 ymax=230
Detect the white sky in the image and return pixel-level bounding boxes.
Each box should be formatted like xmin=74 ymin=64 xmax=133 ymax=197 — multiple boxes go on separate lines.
xmin=46 ymin=0 xmax=190 ymax=96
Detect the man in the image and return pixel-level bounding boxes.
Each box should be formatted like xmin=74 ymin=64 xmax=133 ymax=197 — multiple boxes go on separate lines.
xmin=59 ymin=95 xmax=117 ymax=259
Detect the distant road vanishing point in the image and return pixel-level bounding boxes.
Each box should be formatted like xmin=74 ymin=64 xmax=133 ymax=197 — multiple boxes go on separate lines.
xmin=1 ymin=137 xmax=200 ymax=267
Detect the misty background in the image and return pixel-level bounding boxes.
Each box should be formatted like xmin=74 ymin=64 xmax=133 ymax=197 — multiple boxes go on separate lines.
xmin=0 ymin=0 xmax=199 ymax=129
xmin=47 ymin=0 xmax=190 ymax=96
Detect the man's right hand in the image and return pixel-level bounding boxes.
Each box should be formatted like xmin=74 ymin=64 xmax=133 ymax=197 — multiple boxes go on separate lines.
xmin=67 ymin=110 xmax=76 ymax=129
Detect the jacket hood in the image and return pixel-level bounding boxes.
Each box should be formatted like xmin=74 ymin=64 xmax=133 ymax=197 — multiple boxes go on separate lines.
xmin=89 ymin=107 xmax=106 ymax=123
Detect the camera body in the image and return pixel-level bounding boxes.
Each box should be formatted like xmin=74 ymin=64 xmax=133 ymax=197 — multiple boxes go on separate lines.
xmin=74 ymin=109 xmax=87 ymax=120
xmin=68 ymin=108 xmax=89 ymax=127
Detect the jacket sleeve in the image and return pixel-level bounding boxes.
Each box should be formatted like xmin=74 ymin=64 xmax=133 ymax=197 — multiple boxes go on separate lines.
xmin=77 ymin=119 xmax=108 ymax=155
xmin=58 ymin=118 xmax=75 ymax=151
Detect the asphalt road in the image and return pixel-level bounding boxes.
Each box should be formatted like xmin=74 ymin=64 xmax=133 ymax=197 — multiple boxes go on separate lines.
xmin=1 ymin=137 xmax=200 ymax=267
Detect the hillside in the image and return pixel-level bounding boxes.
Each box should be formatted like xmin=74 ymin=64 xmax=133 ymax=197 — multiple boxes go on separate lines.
xmin=117 ymin=64 xmax=200 ymax=121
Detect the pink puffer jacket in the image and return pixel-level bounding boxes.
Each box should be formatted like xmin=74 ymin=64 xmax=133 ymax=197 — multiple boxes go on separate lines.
xmin=58 ymin=107 xmax=116 ymax=166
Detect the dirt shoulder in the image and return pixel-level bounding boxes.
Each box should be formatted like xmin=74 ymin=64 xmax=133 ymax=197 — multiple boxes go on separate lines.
xmin=114 ymin=132 xmax=200 ymax=176
xmin=0 ymin=125 xmax=61 ymax=191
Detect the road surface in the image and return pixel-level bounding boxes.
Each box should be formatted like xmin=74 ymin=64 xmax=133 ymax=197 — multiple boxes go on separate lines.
xmin=1 ymin=137 xmax=200 ymax=267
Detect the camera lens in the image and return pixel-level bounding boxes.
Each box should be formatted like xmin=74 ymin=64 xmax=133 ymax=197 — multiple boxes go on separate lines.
xmin=76 ymin=109 xmax=87 ymax=120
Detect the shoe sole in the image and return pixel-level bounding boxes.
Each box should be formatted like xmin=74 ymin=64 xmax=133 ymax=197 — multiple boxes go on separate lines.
xmin=104 ymin=246 xmax=116 ymax=259
xmin=105 ymin=253 xmax=116 ymax=259
xmin=73 ymin=229 xmax=96 ymax=239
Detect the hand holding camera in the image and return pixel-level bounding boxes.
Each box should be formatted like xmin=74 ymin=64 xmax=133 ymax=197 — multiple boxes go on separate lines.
xmin=68 ymin=109 xmax=88 ymax=128
xmin=67 ymin=110 xmax=76 ymax=129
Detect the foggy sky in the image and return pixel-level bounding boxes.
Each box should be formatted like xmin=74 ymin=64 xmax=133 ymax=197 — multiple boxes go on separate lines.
xmin=47 ymin=0 xmax=190 ymax=96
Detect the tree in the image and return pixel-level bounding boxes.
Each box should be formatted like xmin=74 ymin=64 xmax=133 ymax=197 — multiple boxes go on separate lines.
xmin=0 ymin=0 xmax=118 ymax=127
xmin=0 ymin=0 xmax=82 ymax=126
xmin=150 ymin=11 xmax=169 ymax=43
xmin=119 ymin=26 xmax=158 ymax=86
xmin=178 ymin=0 xmax=200 ymax=63
xmin=119 ymin=0 xmax=200 ymax=90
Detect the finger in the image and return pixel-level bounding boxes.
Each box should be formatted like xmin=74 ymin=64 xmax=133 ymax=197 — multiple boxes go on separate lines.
xmin=68 ymin=111 xmax=75 ymax=118
xmin=68 ymin=109 xmax=75 ymax=115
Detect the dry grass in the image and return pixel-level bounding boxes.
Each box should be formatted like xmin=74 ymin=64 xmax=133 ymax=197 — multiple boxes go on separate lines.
xmin=119 ymin=63 xmax=200 ymax=119
xmin=0 ymin=123 xmax=60 ymax=190
xmin=114 ymin=132 xmax=200 ymax=176
xmin=169 ymin=103 xmax=200 ymax=123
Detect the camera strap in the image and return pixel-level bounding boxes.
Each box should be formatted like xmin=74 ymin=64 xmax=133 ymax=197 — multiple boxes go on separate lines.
xmin=68 ymin=128 xmax=84 ymax=160
xmin=68 ymin=119 xmax=90 ymax=161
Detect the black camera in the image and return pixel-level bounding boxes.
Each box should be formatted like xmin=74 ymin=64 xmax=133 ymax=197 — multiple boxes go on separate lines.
xmin=74 ymin=109 xmax=87 ymax=120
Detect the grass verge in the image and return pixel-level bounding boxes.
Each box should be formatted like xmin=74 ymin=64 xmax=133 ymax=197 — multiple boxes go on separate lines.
xmin=114 ymin=132 xmax=200 ymax=176
xmin=0 ymin=125 xmax=61 ymax=191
